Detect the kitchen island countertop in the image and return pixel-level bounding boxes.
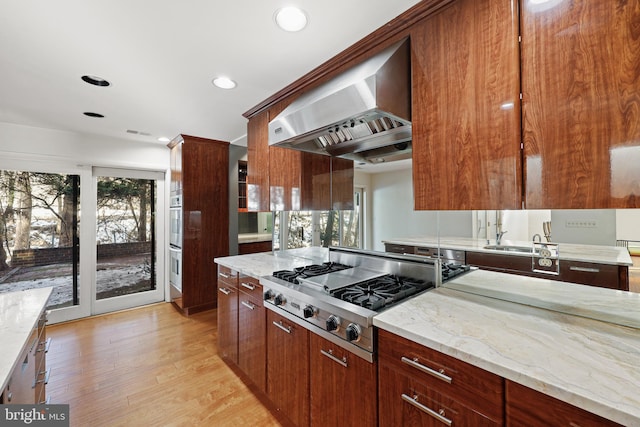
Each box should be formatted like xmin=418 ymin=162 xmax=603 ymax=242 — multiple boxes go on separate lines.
xmin=214 ymin=247 xmax=329 ymax=278
xmin=383 ymin=236 xmax=633 ymax=266
xmin=374 ymin=285 xmax=640 ymax=425
xmin=0 ymin=287 xmax=52 ymax=393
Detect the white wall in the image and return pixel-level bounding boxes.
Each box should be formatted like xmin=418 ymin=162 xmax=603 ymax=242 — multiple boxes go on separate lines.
xmin=0 ymin=122 xmax=169 ymax=170
xmin=616 ymin=209 xmax=640 ymax=241
xmin=368 ymin=167 xmax=472 ymax=251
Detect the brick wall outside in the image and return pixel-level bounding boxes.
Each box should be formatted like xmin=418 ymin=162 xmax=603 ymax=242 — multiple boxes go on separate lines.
xmin=11 ymin=242 xmax=152 ymax=267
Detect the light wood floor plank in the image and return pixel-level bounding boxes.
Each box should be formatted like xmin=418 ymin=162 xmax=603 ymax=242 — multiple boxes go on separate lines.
xmin=46 ymin=302 xmax=281 ymax=427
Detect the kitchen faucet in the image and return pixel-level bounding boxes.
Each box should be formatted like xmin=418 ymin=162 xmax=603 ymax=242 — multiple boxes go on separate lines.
xmin=532 ymin=233 xmax=542 ymax=243
xmin=496 ymin=230 xmax=507 ymax=245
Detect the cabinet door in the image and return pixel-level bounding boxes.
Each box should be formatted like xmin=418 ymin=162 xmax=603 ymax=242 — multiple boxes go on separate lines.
xmin=411 ymin=0 xmax=521 ymax=210
xmin=379 ymin=359 xmax=502 ymax=427
xmin=309 ymin=334 xmax=377 ymax=427
xmin=238 ymin=297 xmax=266 ymax=392
xmin=521 ymin=0 xmax=640 ymax=208
xmin=506 ymin=380 xmax=622 ymax=427
xmin=267 ymin=310 xmax=309 ymax=427
xmin=217 ymin=284 xmax=238 ymax=363
xmin=247 ymin=110 xmax=270 ymax=212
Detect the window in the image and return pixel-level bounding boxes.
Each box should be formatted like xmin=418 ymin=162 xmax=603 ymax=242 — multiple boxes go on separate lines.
xmin=0 ymin=170 xmax=80 ymax=309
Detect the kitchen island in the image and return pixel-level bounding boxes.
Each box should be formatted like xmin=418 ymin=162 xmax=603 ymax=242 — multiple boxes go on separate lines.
xmin=215 ymin=248 xmax=639 ymax=425
xmin=0 ymin=287 xmax=52 ymax=403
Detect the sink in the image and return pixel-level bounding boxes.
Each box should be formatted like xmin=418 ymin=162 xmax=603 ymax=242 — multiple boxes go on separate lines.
xmin=483 ymin=245 xmax=535 ymax=254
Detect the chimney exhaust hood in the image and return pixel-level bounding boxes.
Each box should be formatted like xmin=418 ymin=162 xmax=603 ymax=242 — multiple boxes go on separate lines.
xmin=268 ymin=39 xmax=411 ymax=163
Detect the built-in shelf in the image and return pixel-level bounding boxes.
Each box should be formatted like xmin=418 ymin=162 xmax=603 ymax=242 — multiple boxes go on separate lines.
xmin=239 ymin=160 xmax=247 ymax=212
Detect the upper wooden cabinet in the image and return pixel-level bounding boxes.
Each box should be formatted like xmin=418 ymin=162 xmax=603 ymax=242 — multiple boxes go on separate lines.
xmin=247 ymin=110 xmax=270 ymax=212
xmin=521 ymin=0 xmax=640 ymax=209
xmin=411 ymin=0 xmax=522 ymax=210
xmin=246 ymin=99 xmax=354 ymax=212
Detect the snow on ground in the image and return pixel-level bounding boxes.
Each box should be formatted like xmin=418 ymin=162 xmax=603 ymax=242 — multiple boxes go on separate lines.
xmin=0 ymin=263 xmax=150 ymax=306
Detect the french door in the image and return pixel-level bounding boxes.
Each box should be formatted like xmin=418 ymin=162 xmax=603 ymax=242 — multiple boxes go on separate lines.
xmin=92 ymin=168 xmax=165 ymax=315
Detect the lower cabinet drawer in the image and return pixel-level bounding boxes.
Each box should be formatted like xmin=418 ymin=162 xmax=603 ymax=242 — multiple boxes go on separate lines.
xmin=378 ymin=329 xmax=504 ymax=421
xmin=379 ymin=359 xmax=502 ymax=427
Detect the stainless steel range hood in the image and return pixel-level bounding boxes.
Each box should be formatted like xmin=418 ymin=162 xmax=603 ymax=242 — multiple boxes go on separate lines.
xmin=268 ymin=39 xmax=411 ymax=164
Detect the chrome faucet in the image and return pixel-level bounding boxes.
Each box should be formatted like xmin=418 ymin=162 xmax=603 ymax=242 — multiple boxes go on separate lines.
xmin=532 ymin=233 xmax=542 ymax=243
xmin=496 ymin=230 xmax=507 ymax=245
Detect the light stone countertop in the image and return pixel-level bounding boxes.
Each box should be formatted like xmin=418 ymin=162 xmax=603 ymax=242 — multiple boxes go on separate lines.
xmin=238 ymin=233 xmax=273 ymax=244
xmin=444 ymin=269 xmax=640 ymax=329
xmin=0 ymin=287 xmax=52 ymax=393
xmin=373 ymin=287 xmax=640 ymax=426
xmin=214 ymin=247 xmax=329 ymax=278
xmin=383 ymin=236 xmax=633 ymax=266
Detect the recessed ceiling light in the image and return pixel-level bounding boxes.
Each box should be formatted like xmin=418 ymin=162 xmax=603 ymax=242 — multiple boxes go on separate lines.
xmin=83 ymin=112 xmax=104 ymax=118
xmin=158 ymin=137 xmax=171 ymax=143
xmin=274 ymin=6 xmax=308 ymax=32
xmin=212 ymin=77 xmax=237 ymax=89
xmin=81 ymin=75 xmax=110 ymax=87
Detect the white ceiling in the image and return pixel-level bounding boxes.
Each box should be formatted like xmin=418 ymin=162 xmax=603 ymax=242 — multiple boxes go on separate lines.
xmin=0 ymin=0 xmax=421 ymax=151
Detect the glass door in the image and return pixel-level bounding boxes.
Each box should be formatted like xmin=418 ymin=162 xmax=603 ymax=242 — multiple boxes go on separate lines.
xmin=92 ymin=168 xmax=165 ymax=315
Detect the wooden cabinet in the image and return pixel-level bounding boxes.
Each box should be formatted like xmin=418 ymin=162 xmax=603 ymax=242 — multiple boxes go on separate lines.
xmin=237 ymin=275 xmax=266 ymax=392
xmin=238 ymin=240 xmax=272 ymax=255
xmin=378 ymin=329 xmax=504 ymax=426
xmin=247 ymin=111 xmax=271 ymax=212
xmin=267 ymin=310 xmax=310 ymax=427
xmin=521 ymin=0 xmax=640 ymax=209
xmin=217 ymin=266 xmax=238 ymax=363
xmin=506 ymin=380 xmax=622 ymax=427
xmin=310 ymin=334 xmax=377 ymax=427
xmin=246 ymin=93 xmax=353 ymax=213
xmin=169 ymin=134 xmax=229 ymax=315
xmin=411 ymin=0 xmax=522 ymax=210
xmin=466 ymin=251 xmax=629 ymax=291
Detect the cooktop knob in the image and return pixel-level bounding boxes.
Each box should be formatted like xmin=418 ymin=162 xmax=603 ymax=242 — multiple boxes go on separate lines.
xmin=326 ymin=315 xmax=340 ymax=332
xmin=274 ymin=294 xmax=286 ymax=306
xmin=263 ymin=289 xmax=275 ymax=301
xmin=303 ymin=305 xmax=317 ymax=318
xmin=345 ymin=323 xmax=361 ymax=342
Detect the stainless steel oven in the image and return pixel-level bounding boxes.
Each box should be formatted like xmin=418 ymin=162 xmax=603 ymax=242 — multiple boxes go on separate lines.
xmin=169 ymin=194 xmax=182 ymax=249
xmin=169 ymin=246 xmax=182 ymax=300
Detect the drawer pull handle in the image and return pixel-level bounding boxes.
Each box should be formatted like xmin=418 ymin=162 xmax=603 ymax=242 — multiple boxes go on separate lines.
xmin=219 ymin=287 xmax=231 ymax=295
xmin=401 ymin=356 xmax=452 ymax=384
xmin=33 ymin=368 xmax=51 ymax=387
xmin=219 ymin=272 xmax=230 ymax=279
xmin=320 ymin=349 xmax=348 ymax=368
xmin=37 ymin=337 xmax=52 ymax=353
xmin=272 ymin=321 xmax=291 ymax=334
xmin=569 ymin=266 xmax=600 ymax=273
xmin=241 ymin=301 xmax=256 ymax=311
xmin=402 ymin=393 xmax=452 ymax=426
xmin=241 ymin=282 xmax=256 ymax=291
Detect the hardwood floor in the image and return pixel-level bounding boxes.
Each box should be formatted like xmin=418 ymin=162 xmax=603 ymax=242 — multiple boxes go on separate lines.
xmin=46 ymin=303 xmax=281 ymax=427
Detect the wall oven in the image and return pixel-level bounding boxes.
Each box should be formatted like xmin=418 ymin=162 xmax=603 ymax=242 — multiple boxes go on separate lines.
xmin=169 ymin=195 xmax=182 ymax=249
xmin=169 ymin=246 xmax=182 ymax=300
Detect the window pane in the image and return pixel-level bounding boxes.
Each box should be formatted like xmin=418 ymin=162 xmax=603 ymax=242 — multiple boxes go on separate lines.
xmin=96 ymin=177 xmax=155 ymax=300
xmin=0 ymin=171 xmax=80 ymax=309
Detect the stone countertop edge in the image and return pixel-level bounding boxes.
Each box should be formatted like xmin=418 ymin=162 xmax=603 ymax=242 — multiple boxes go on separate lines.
xmin=0 ymin=287 xmax=53 ymax=393
xmin=214 ymin=247 xmax=330 ymax=278
xmin=238 ymin=233 xmax=273 ymax=244
xmin=444 ymin=269 xmax=640 ymax=329
xmin=373 ymin=287 xmax=640 ymax=426
xmin=382 ymin=236 xmax=633 ymax=266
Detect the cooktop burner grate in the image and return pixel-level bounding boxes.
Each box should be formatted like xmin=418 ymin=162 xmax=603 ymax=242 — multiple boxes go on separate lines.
xmin=272 ymin=262 xmax=353 ymax=284
xmin=331 ymin=275 xmax=434 ymax=311
xmin=441 ymin=263 xmax=471 ymax=281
